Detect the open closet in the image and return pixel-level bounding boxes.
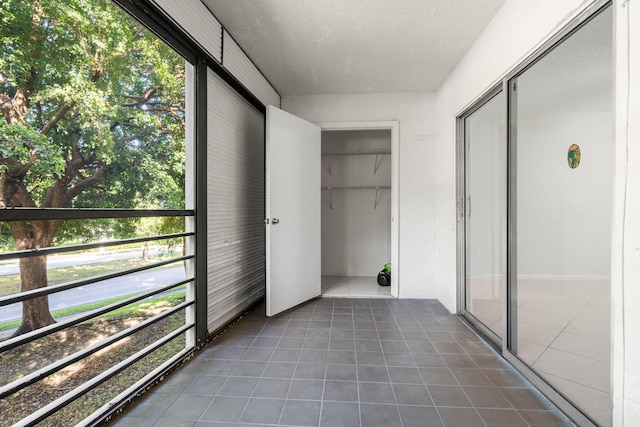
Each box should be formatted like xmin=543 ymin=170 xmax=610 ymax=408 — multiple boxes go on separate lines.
xmin=320 ymin=129 xmax=393 ymax=298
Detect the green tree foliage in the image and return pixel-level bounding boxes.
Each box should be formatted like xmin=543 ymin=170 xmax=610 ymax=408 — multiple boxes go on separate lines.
xmin=0 ymin=0 xmax=186 ymax=334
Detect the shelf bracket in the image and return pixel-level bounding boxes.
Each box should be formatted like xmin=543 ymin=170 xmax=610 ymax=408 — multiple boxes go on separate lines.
xmin=374 ymin=154 xmax=385 ymax=175
xmin=328 ymin=186 xmax=333 ymax=210
xmin=328 ymin=150 xmax=333 ymax=176
xmin=374 ymin=186 xmax=380 ymax=209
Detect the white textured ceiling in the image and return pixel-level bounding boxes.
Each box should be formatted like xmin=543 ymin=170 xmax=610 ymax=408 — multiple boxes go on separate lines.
xmin=201 ymin=0 xmax=506 ymax=96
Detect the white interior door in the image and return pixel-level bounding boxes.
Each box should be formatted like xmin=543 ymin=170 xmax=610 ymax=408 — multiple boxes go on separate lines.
xmin=266 ymin=105 xmax=321 ymax=316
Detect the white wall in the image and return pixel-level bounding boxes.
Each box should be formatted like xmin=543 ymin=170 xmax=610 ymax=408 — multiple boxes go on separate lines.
xmin=517 ymin=111 xmax=612 ymax=279
xmin=321 ymin=130 xmax=392 ymax=277
xmin=613 ymin=0 xmax=640 ymax=425
xmin=282 ymin=93 xmax=438 ymax=298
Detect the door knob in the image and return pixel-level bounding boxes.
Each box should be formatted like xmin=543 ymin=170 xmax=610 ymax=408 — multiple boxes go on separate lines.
xmin=272 ymin=218 xmax=280 ymax=225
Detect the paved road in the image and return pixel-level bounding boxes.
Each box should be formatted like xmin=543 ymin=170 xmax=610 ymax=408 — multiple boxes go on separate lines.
xmin=0 ymin=265 xmax=188 ymax=323
xmin=0 ymin=249 xmax=162 ymax=276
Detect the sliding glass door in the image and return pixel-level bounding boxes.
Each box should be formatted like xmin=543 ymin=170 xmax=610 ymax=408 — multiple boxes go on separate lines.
xmin=459 ymin=3 xmax=612 ymax=426
xmin=462 ymin=91 xmax=506 ymax=341
xmin=509 ymin=6 xmax=612 ymax=426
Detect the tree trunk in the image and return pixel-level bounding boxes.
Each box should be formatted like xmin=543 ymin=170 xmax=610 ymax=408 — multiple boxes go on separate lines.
xmin=12 ymin=255 xmax=55 ymax=336
xmin=8 ymin=219 xmax=60 ymax=336
xmin=141 ymin=241 xmax=149 ymax=262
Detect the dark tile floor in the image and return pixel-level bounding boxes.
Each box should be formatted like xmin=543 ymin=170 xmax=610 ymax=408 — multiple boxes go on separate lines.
xmin=109 ymin=298 xmax=575 ymax=427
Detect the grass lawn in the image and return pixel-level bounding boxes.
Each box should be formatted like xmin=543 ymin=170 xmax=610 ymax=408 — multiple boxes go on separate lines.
xmin=0 ymin=250 xmax=184 ymax=295
xmin=0 ymin=284 xmax=186 ymax=332
xmin=0 ymin=248 xmax=190 ymax=425
xmin=0 ymin=292 xmax=188 ymax=426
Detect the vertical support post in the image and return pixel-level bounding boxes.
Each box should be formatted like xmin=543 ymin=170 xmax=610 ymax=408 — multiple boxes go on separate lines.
xmin=184 ymin=61 xmax=197 ymax=350
xmin=506 ymin=77 xmax=518 ymax=355
xmin=193 ymin=59 xmax=209 ymax=346
xmin=456 ymin=114 xmax=466 ymax=315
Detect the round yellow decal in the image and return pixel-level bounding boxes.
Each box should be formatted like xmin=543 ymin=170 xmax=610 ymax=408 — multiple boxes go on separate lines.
xmin=568 ymin=144 xmax=581 ymax=169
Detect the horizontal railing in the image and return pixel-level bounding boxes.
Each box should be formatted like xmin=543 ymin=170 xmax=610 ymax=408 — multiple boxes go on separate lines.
xmin=0 ymin=274 xmax=193 ymax=353
xmin=0 ymin=297 xmax=193 ymax=399
xmin=0 ymin=208 xmax=193 ymax=221
xmin=0 ymin=255 xmax=193 ymax=308
xmin=78 ymin=347 xmax=191 ymax=427
xmin=0 ymin=208 xmax=197 ymax=427
xmin=14 ymin=319 xmax=194 ymax=427
xmin=0 ymin=232 xmax=193 ymax=262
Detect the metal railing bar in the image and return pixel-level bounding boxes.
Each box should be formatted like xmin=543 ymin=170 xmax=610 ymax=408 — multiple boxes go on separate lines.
xmin=0 ymin=232 xmax=194 ymax=262
xmin=0 ymin=279 xmax=194 ymax=354
xmin=0 ymin=208 xmax=194 ymax=222
xmin=0 ymin=300 xmax=192 ymax=399
xmin=0 ymin=255 xmax=193 ymax=307
xmin=13 ymin=323 xmax=193 ymax=427
xmin=78 ymin=348 xmax=191 ymax=427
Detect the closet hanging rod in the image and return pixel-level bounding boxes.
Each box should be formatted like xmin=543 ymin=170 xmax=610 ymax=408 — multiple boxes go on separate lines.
xmin=321 ymin=186 xmax=391 ymax=190
xmin=321 ymin=150 xmax=391 ymax=156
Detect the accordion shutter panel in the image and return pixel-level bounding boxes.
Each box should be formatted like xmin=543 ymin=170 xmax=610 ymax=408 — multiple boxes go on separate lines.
xmin=206 ymin=68 xmax=265 ymax=333
xmin=151 ymin=0 xmax=222 ymax=62
xmin=222 ymin=30 xmax=281 ymax=108
xmin=150 ymin=3 xmax=280 ymax=108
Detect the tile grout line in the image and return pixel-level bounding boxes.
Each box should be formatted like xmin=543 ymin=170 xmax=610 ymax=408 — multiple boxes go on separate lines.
xmin=253 ymin=308 xmax=294 ymax=426
xmin=379 ymin=298 xmax=407 ymax=427
xmin=315 ymin=298 xmax=333 ymax=427
xmin=355 ymin=300 xmax=369 ymax=427
xmin=277 ymin=300 xmax=318 ymax=426
xmin=404 ymin=303 xmax=448 ymax=427
xmin=192 ymin=312 xmax=270 ymax=425
xmin=436 ymin=309 xmax=492 ymax=427
xmin=112 ymin=299 xmax=577 ymax=427
xmin=456 ymin=315 xmax=558 ymax=427
xmin=232 ymin=318 xmax=276 ymax=425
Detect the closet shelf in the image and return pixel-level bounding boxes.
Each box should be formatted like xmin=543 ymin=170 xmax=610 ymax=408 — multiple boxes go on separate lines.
xmin=323 ymin=150 xmax=391 ymax=176
xmin=321 ymin=186 xmax=390 ymax=210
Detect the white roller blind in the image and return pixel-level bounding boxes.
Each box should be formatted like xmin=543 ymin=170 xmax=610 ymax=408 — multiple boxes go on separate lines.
xmin=223 ymin=30 xmax=281 ymax=107
xmin=206 ymin=68 xmax=265 ymax=333
xmin=152 ymin=0 xmax=222 ymax=62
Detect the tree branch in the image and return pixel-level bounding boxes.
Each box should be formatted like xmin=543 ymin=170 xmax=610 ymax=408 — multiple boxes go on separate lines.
xmin=42 ymin=134 xmax=91 ymax=207
xmin=63 ymin=166 xmax=103 ymax=205
xmin=122 ymin=88 xmax=157 ymax=108
xmin=40 ymin=66 xmax=104 ymax=135
xmin=0 ymin=150 xmax=39 ymax=206
xmin=12 ymin=182 xmax=37 ymax=208
xmin=40 ymin=100 xmax=75 ymax=135
xmin=0 ymin=152 xmax=37 ymax=208
xmin=119 ymin=121 xmax=143 ymax=130
xmin=0 ymin=94 xmax=12 ymax=123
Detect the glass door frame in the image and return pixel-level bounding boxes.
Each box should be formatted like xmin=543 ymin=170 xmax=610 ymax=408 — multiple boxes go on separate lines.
xmin=456 ymin=83 xmax=506 ymax=349
xmin=456 ymin=1 xmax=611 ymax=425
